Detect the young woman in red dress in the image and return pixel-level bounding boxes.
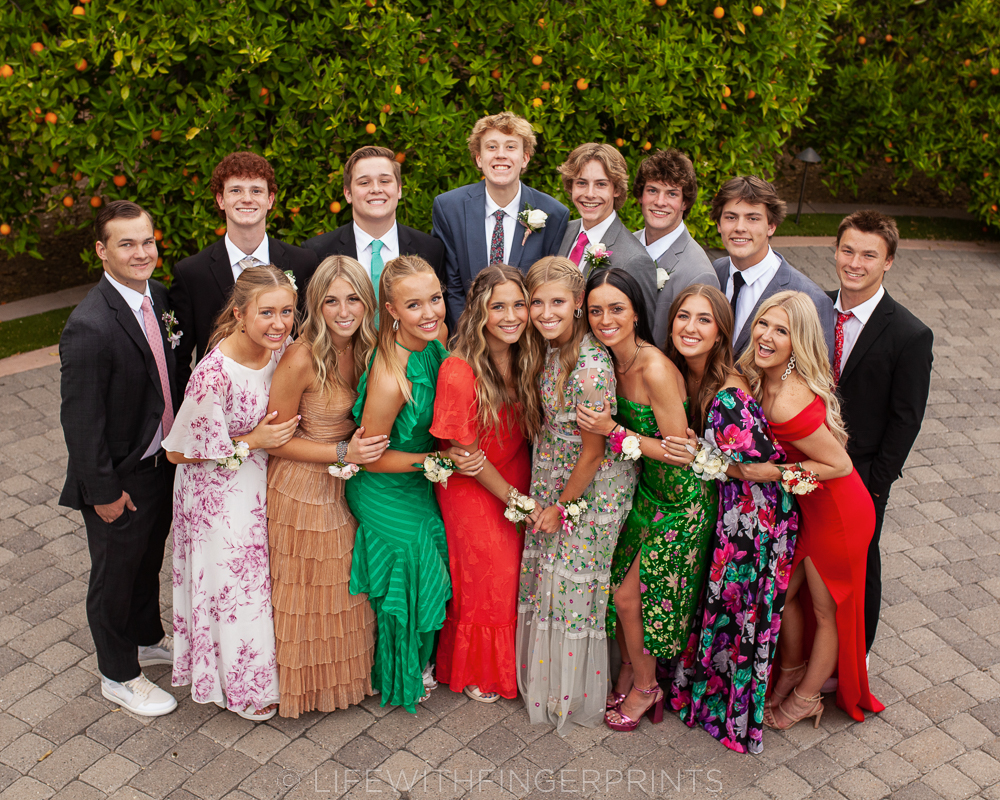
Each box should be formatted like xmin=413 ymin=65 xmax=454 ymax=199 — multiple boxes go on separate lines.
xmin=737 ymin=290 xmax=883 ymax=729
xmin=430 ymin=265 xmax=543 ymax=702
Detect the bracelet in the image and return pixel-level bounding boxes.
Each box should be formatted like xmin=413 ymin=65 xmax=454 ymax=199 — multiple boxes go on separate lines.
xmin=337 ymin=439 xmax=349 ymax=463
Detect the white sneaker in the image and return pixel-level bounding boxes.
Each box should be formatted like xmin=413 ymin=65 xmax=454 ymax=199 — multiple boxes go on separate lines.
xmin=102 ymin=674 xmax=178 ymax=716
xmin=138 ymin=635 xmax=173 ymax=667
xmin=422 ymin=663 xmax=438 ymax=691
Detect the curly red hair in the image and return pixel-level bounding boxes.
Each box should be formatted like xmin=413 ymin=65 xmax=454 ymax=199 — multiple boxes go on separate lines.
xmin=209 ymin=152 xmax=277 ymax=199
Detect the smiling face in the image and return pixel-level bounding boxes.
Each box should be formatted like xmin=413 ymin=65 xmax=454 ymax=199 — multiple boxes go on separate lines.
xmin=475 ymin=130 xmax=529 ymax=194
xmin=717 ymin=199 xmax=776 ymax=270
xmin=344 ymin=156 xmax=402 ymax=230
xmin=571 ymin=159 xmax=619 ymax=229
xmin=671 ymin=294 xmax=720 ymax=361
xmin=237 ymin=287 xmax=296 ymax=352
xmin=484 ymin=280 xmax=529 ymax=351
xmin=216 ymin=175 xmax=275 ymax=232
xmin=96 ymin=214 xmax=158 ymax=292
xmin=751 ymin=306 xmax=793 ymax=370
xmin=587 ymin=283 xmax=637 ymax=351
xmin=835 ymin=228 xmax=893 ymax=306
xmin=530 ymin=280 xmax=581 ymax=345
xmin=387 ymin=271 xmax=445 ymax=347
xmin=640 ymin=180 xmax=687 ymax=243
xmin=322 ymin=276 xmax=367 ymax=347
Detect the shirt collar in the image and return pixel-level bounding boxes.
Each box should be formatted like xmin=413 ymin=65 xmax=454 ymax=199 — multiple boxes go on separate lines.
xmin=105 ymin=272 xmax=151 ymax=311
xmin=835 ymin=285 xmax=885 ymax=324
xmin=485 ymin=184 xmax=523 ymax=220
xmin=354 ymin=221 xmax=399 ymax=255
xmin=640 ymin=222 xmax=687 ymax=261
xmin=224 ymin=233 xmax=270 ymax=268
xmin=729 ymin=246 xmax=780 ymax=286
xmin=581 ymin=211 xmax=617 ymax=248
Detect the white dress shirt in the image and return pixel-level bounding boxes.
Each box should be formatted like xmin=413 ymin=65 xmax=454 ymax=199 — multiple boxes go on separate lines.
xmin=225 ymin=234 xmax=270 ymax=282
xmin=354 ymin=221 xmax=400 ymax=285
xmin=727 ymin=246 xmax=781 ymax=339
xmin=834 ymin=285 xmax=885 ymax=373
xmin=104 ymin=274 xmax=163 ymax=458
xmin=484 ymin=185 xmax=522 ymax=265
xmin=638 ymin=221 xmax=687 ymax=262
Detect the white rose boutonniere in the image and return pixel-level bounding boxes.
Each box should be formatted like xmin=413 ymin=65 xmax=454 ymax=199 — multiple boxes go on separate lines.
xmin=656 ymin=267 xmax=673 ymax=291
xmin=517 ymin=204 xmax=549 ymax=246
xmin=583 ymin=243 xmax=613 ymax=271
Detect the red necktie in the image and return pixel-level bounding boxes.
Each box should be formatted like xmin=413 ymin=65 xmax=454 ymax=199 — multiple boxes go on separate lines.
xmin=141 ymin=296 xmax=174 ymax=437
xmin=833 ymin=310 xmax=853 ymax=384
xmin=568 ymin=230 xmax=589 ymax=266
xmin=489 ymin=209 xmax=505 ymax=265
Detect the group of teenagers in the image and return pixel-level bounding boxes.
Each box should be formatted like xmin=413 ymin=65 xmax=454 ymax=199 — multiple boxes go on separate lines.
xmin=59 ymin=112 xmax=934 ymax=757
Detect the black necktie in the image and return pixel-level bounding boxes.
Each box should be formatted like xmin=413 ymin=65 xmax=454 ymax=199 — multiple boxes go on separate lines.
xmin=730 ymin=272 xmax=746 ymax=320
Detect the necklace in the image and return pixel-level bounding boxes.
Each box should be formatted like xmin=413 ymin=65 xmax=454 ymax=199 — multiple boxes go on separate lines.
xmin=617 ymin=341 xmax=644 ymax=374
xmin=495 ymin=357 xmax=512 ymax=381
xmin=332 ymin=341 xmax=352 ymax=357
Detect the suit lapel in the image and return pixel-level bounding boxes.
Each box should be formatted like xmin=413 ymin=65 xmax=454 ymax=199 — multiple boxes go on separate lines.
xmin=839 ymin=293 xmax=894 ymax=385
xmin=269 ymin=235 xmax=285 ymax=267
xmin=209 ymin=237 xmax=235 ymax=298
xmin=464 ymin=182 xmax=488 ymax=271
xmin=98 ymin=276 xmax=162 ymax=400
xmin=338 ymin=225 xmax=359 ymax=260
xmin=657 ymin=229 xmax=686 ymax=273
xmin=735 ymin=256 xmax=790 ymax=352
xmin=588 ymin=217 xmax=625 ymax=279
xmin=560 ymin=219 xmax=582 ymax=258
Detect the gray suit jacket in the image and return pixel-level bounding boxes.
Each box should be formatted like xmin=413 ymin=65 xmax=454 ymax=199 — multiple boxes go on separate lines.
xmin=635 ymin=226 xmax=718 ymax=350
xmin=713 ymin=251 xmax=835 ymax=361
xmin=559 ymin=216 xmax=657 ymax=325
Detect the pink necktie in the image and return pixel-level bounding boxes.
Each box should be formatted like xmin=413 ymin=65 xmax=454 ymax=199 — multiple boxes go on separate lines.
xmin=568 ymin=230 xmax=589 ymax=266
xmin=140 ymin=296 xmax=174 ymax=437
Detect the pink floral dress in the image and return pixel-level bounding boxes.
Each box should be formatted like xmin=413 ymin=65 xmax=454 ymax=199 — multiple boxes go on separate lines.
xmin=162 ymin=343 xmax=287 ymax=713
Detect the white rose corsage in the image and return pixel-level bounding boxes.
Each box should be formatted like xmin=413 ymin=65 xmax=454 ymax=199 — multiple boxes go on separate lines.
xmin=517 ymin=204 xmax=548 ymax=246
xmin=558 ymin=498 xmax=588 ymax=533
xmin=780 ymin=462 xmax=820 ymax=495
xmin=161 ymin=310 xmax=183 ymax=350
xmin=583 ymin=242 xmax=612 ymax=271
xmin=414 ymin=451 xmax=456 ymax=488
xmin=504 ymin=487 xmax=537 ymax=524
xmin=656 ymin=267 xmax=673 ymax=291
xmin=217 ymin=440 xmax=250 ymax=471
xmin=609 ymin=427 xmax=642 ymax=461
xmin=690 ymin=437 xmax=731 ymax=482
xmin=328 ymin=462 xmax=362 ymax=480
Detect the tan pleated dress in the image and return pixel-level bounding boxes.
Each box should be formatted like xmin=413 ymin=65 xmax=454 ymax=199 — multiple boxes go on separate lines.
xmin=266 ymin=384 xmax=376 ymax=717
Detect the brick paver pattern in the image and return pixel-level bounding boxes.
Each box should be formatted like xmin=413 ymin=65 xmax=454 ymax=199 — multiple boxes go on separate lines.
xmin=1 ymin=245 xmax=1000 ymax=800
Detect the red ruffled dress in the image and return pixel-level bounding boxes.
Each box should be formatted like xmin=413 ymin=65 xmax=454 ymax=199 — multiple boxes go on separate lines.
xmin=769 ymin=396 xmax=884 ymax=721
xmin=430 ymin=357 xmax=531 ymax=698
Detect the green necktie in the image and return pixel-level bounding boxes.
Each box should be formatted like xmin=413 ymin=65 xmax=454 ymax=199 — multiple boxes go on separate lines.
xmin=371 ymin=239 xmax=385 ymax=299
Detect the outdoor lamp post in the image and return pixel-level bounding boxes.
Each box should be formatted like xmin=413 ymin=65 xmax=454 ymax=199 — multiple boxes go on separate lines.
xmin=794 ymin=147 xmax=822 ymax=225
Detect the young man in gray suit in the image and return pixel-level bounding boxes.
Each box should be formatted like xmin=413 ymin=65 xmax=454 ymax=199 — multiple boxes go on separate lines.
xmin=557 ymin=143 xmax=657 ymax=322
xmin=711 ymin=176 xmax=835 ymax=359
xmin=633 ymin=149 xmax=718 ymax=350
xmin=432 ymin=112 xmax=569 ymax=324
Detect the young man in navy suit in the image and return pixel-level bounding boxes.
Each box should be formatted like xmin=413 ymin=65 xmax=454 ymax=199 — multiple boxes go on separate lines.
xmin=711 ymin=176 xmax=835 ymax=360
xmin=829 ymin=211 xmax=933 ymax=653
xmin=169 ymin=152 xmax=317 ymax=395
xmin=432 ymin=112 xmax=569 ymax=323
xmin=302 ymin=145 xmax=444 ymax=301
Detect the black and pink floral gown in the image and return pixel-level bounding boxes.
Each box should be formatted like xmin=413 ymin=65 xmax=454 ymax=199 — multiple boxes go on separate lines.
xmin=669 ymin=387 xmax=799 ymax=754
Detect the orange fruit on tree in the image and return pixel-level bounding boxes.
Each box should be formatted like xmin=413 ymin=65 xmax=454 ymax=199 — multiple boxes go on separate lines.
xmin=643 ymin=141 xmax=652 ymax=151
xmin=75 ymin=59 xmax=87 ymax=71
xmin=992 ymin=205 xmax=999 ymax=212
xmin=151 ymin=129 xmax=162 ymax=141
xmin=49 ymin=162 xmax=60 ymax=174
xmin=752 ymin=5 xmax=763 ymax=15
xmin=73 ymin=171 xmax=82 ymax=181
xmin=89 ymin=196 xmax=102 ymax=208
xmin=615 ymin=138 xmax=624 ymax=147
xmin=394 ymin=84 xmax=402 ymax=94
xmin=722 ymin=86 xmax=731 ymax=97
xmin=190 ymin=175 xmax=198 ymax=184
xmin=532 ymin=97 xmax=542 ymax=107
xmin=30 ymin=42 xmax=44 ymax=53
xmin=155 ymin=258 xmax=163 ymax=269
xmin=531 ymin=55 xmax=543 ymax=66
xmin=720 ymin=102 xmax=727 ymax=110
xmin=576 ymin=78 xmax=589 ymax=90
xmin=154 ymin=229 xmax=163 ymax=241
xmin=992 ymin=68 xmax=1000 ymax=76
xmin=538 ymin=17 xmax=545 ymax=26
xmin=713 ymin=7 xmax=724 ymax=19
xmin=394 ymin=152 xmax=406 ymax=163
xmin=182 ymin=168 xmax=189 ymax=176
xmin=984 ymin=133 xmax=989 ymax=141
xmin=365 ymin=0 xmax=375 ymax=6
xmin=45 ymin=112 xmax=57 ymax=124
xmin=452 ymin=41 xmax=459 ymax=48
xmin=259 ymin=87 xmax=268 ymax=97
xmin=970 ymin=79 xmax=977 ymax=88
xmin=71 ymin=6 xmax=84 ymax=15
xmin=541 ymin=81 xmax=550 ymax=90
xmin=290 ymin=207 xmax=300 ymax=214
xmin=748 ymin=89 xmax=756 ymax=99
xmin=382 ymin=104 xmax=391 ymax=113
xmin=655 ymin=0 xmax=667 ymax=6
xmin=885 ymin=34 xmax=893 ymax=42
xmin=0 ymin=64 xmax=12 ymax=78
xmin=858 ymin=35 xmax=866 ymax=45
xmin=113 ymin=175 xmax=127 ymax=187
xmin=491 ymin=69 xmax=501 ymax=79
xmin=884 ymin=156 xmax=892 ymax=163
xmin=964 ymin=59 xmax=972 ymax=67
xmin=418 ymin=56 xmax=428 ymax=64
xmin=0 ymin=224 xmax=11 ymax=235
xmin=365 ymin=122 xmax=376 ymax=134
xmin=329 ymin=201 xmax=342 ymax=213
xmin=62 ymin=196 xmax=74 ymax=207
xmin=214 ymin=226 xmax=226 ymax=236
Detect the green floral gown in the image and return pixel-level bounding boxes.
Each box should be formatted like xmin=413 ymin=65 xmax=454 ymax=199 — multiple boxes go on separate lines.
xmin=607 ymin=399 xmax=718 ymax=658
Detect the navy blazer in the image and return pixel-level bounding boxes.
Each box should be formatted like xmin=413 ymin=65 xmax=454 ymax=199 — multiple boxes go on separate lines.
xmin=713 ymin=251 xmax=836 ymax=361
xmin=432 ymin=181 xmax=569 ymax=323
xmin=59 ymin=275 xmax=179 ymax=509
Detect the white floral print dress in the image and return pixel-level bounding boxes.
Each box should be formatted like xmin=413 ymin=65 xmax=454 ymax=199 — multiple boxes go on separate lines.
xmin=162 ymin=343 xmax=287 ymax=713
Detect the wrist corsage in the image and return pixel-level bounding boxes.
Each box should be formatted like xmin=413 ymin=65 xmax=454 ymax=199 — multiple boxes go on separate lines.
xmin=780 ymin=462 xmax=820 ymax=495
xmin=583 ymin=242 xmax=612 ymax=271
xmin=609 ymin=427 xmax=642 ymax=461
xmin=328 ymin=462 xmax=361 ymax=480
xmin=414 ymin=451 xmax=456 ymax=487
xmin=557 ymin=498 xmax=588 ymax=533
xmin=217 ymin=440 xmax=250 ymax=471
xmin=517 ymin=205 xmax=548 ymax=246
xmin=690 ymin=437 xmax=731 ymax=482
xmin=504 ymin=487 xmax=537 ymax=524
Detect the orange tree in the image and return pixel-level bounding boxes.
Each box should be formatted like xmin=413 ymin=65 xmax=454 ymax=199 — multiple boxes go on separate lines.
xmin=797 ymin=0 xmax=1000 ymax=231
xmin=0 ymin=0 xmax=835 ymax=280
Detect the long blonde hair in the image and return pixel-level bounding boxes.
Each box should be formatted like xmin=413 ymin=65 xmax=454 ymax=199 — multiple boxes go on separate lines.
xmin=298 ymin=256 xmax=377 ymax=396
xmin=736 ymin=290 xmax=848 ymax=447
xmin=526 ymin=256 xmax=588 ymax=409
xmin=451 ymin=265 xmax=543 ymax=442
xmin=208 ymin=264 xmax=297 ymax=350
xmin=371 ymin=254 xmax=441 ymax=402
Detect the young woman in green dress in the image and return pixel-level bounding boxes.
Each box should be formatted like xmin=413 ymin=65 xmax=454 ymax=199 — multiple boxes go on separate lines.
xmin=578 ymin=268 xmax=718 ymax=732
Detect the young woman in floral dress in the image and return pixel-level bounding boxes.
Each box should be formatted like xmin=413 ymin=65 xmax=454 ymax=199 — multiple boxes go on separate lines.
xmin=516 ymin=256 xmax=637 ymax=736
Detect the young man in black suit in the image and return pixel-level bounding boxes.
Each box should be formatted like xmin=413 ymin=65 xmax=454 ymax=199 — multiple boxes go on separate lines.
xmin=830 ymin=210 xmax=933 ymax=653
xmin=169 ymin=152 xmax=318 ymax=394
xmin=59 ymin=201 xmax=180 ymax=716
xmin=302 ymin=145 xmax=444 ymax=302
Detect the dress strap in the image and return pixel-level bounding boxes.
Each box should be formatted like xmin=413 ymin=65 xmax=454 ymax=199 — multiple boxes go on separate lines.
xmin=394 ymin=339 xmax=417 ymax=353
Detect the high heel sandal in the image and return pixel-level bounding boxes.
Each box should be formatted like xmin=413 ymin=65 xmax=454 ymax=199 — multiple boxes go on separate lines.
xmin=764 ymin=686 xmax=824 ymax=730
xmin=765 ymin=661 xmax=807 ymax=710
xmin=606 ymin=660 xmax=632 ymax=710
xmin=604 ymin=683 xmax=665 ymax=732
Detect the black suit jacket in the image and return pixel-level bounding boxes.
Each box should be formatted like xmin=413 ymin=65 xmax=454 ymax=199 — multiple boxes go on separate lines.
xmin=830 ymin=289 xmax=934 ymax=497
xmin=59 ymin=275 xmax=179 ymax=509
xmin=169 ymin=235 xmax=318 ymax=394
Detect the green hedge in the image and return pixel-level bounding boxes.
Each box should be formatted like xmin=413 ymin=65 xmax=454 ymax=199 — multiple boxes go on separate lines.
xmin=3 ymin=0 xmax=839 ymax=280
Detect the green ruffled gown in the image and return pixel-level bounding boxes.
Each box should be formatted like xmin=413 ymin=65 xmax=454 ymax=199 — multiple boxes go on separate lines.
xmin=607 ymin=399 xmax=718 ymax=657
xmin=345 ymin=339 xmax=452 ymax=713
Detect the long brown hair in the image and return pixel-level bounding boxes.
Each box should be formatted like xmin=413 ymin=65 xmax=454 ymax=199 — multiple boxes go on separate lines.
xmin=299 ymin=256 xmax=377 ymax=396
xmin=208 ymin=264 xmax=297 ymax=350
xmin=526 ymin=256 xmax=588 ymax=409
xmin=664 ymin=284 xmax=736 ymax=433
xmin=451 ymin=265 xmax=543 ymax=442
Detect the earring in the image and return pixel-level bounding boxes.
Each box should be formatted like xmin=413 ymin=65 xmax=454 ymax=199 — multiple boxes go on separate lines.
xmin=392 ymin=318 xmax=399 ymax=331
xmin=781 ymin=353 xmax=796 ymax=381
xmin=574 ymin=308 xmax=582 ymax=318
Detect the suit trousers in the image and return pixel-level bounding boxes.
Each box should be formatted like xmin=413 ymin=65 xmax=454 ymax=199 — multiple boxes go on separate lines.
xmin=864 ymin=489 xmax=889 ymax=653
xmin=82 ymin=455 xmax=174 ymax=682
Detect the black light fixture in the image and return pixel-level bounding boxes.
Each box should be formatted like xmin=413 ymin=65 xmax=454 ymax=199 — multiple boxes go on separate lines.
xmin=794 ymin=147 xmax=822 ymax=225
